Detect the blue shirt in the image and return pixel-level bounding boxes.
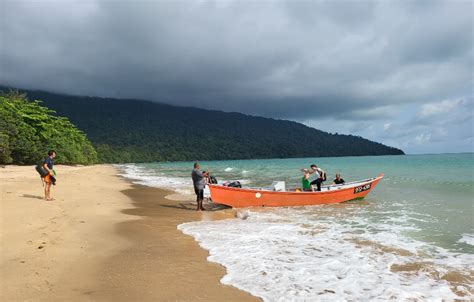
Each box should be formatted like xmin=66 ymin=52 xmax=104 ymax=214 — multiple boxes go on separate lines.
xmin=44 ymin=157 xmax=54 ymax=169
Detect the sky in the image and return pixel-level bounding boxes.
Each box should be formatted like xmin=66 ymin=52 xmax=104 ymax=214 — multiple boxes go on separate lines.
xmin=1 ymin=0 xmax=472 ymax=154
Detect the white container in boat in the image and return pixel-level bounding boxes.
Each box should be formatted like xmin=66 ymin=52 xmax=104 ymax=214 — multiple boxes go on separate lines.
xmin=272 ymin=181 xmax=286 ymax=192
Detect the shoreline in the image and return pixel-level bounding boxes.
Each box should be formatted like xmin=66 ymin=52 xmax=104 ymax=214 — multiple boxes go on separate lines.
xmin=91 ymin=183 xmax=258 ymax=301
xmin=0 ymin=165 xmax=258 ymax=301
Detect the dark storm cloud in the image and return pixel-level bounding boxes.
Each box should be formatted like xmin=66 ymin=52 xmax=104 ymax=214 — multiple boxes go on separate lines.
xmin=1 ymin=0 xmax=472 ymax=153
xmin=1 ymin=0 xmax=471 ymax=117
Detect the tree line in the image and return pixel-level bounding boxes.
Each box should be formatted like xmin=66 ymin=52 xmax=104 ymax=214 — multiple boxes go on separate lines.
xmin=0 ymin=91 xmax=97 ymax=165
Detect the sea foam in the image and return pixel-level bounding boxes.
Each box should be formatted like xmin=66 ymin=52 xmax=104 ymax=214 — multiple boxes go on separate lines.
xmin=459 ymin=234 xmax=474 ymax=246
xmin=117 ymin=164 xmax=193 ymax=194
xmin=178 ymin=207 xmax=473 ymax=301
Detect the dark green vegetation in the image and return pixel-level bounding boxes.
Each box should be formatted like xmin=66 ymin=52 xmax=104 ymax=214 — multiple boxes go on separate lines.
xmin=0 ymin=88 xmax=404 ymax=163
xmin=0 ymin=91 xmax=97 ymax=165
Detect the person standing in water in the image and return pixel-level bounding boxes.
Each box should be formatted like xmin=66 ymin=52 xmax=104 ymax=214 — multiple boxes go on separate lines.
xmin=43 ymin=150 xmax=56 ymax=201
xmin=191 ymin=162 xmax=208 ymax=211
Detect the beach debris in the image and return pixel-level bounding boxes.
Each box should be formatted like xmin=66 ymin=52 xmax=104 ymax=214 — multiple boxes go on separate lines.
xmin=318 ymin=289 xmax=336 ymax=295
xmin=235 ymin=210 xmax=249 ymax=220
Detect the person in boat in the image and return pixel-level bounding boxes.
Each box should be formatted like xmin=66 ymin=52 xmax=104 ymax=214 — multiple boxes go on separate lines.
xmin=309 ymin=164 xmax=326 ymax=191
xmin=191 ymin=162 xmax=208 ymax=211
xmin=301 ymin=169 xmax=313 ymax=192
xmin=202 ymin=170 xmax=218 ymax=185
xmin=202 ymin=170 xmax=210 ymax=184
xmin=333 ymin=173 xmax=345 ymax=185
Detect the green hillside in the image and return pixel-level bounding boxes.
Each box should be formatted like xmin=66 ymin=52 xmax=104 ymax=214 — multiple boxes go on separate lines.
xmin=1 ymin=88 xmax=404 ymax=163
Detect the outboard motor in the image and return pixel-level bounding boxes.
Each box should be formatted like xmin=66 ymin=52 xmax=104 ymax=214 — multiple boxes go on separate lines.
xmin=226 ymin=181 xmax=242 ymax=188
xmin=209 ymin=175 xmax=218 ymax=184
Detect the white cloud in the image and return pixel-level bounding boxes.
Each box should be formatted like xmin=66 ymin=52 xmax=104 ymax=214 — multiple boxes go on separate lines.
xmin=415 ymin=133 xmax=432 ymax=144
xmin=418 ymin=98 xmax=465 ymax=118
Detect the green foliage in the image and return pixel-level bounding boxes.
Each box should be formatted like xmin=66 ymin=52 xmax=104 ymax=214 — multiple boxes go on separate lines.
xmin=0 ymin=91 xmax=97 ymax=165
xmin=15 ymin=89 xmax=403 ymax=164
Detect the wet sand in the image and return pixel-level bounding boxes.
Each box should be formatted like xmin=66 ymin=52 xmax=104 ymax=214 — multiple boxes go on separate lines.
xmin=92 ymin=184 xmax=258 ymax=301
xmin=0 ymin=165 xmax=257 ymax=301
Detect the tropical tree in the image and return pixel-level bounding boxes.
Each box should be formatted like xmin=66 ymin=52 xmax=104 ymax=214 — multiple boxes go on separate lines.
xmin=0 ymin=91 xmax=97 ymax=165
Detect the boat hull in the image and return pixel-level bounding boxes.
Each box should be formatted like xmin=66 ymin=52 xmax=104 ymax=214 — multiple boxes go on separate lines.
xmin=208 ymin=174 xmax=383 ymax=208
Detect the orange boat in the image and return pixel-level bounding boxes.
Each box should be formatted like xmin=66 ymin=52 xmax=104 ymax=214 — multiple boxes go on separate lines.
xmin=208 ymin=173 xmax=384 ymax=208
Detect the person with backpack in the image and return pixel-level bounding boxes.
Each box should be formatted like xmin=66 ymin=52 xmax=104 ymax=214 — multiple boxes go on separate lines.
xmin=309 ymin=164 xmax=326 ymax=192
xmin=42 ymin=150 xmax=56 ymax=201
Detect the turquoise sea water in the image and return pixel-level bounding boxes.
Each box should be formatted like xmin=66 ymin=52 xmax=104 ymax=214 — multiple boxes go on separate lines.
xmin=121 ymin=153 xmax=473 ymax=300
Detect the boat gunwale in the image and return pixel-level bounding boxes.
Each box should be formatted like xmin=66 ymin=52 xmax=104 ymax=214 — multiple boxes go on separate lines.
xmin=209 ymin=173 xmax=384 ymax=196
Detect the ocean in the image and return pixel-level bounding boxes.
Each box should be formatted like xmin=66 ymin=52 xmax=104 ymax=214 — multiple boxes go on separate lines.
xmin=119 ymin=153 xmax=473 ymax=301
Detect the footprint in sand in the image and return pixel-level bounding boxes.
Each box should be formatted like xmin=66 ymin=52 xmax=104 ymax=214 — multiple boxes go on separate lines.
xmin=44 ymin=280 xmax=54 ymax=291
xmin=37 ymin=240 xmax=47 ymax=249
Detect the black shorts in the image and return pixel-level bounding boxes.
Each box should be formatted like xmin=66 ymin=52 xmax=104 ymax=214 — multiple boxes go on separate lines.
xmin=310 ymin=178 xmax=323 ymax=185
xmin=194 ymin=187 xmax=204 ymax=200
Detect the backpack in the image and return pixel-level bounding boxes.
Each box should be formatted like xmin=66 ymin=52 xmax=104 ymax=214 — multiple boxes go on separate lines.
xmin=35 ymin=163 xmax=49 ymax=178
xmin=209 ymin=175 xmax=218 ymax=184
xmin=321 ymin=171 xmax=327 ymax=181
xmin=317 ymin=169 xmax=327 ymax=181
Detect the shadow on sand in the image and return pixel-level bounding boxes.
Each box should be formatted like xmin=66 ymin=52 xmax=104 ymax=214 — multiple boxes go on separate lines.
xmin=161 ymin=202 xmax=230 ymax=212
xmin=22 ymin=194 xmax=44 ymax=200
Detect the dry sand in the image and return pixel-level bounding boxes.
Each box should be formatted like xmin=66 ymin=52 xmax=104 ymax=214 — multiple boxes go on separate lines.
xmin=0 ymin=165 xmax=258 ymax=301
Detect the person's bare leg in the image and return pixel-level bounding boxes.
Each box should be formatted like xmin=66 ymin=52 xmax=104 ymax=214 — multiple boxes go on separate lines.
xmin=44 ymin=183 xmax=48 ymax=200
xmin=46 ymin=183 xmax=52 ymax=200
xmin=199 ymin=198 xmax=205 ymax=211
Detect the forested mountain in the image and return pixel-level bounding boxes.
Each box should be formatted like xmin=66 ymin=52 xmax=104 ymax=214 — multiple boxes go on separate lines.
xmin=1 ymin=88 xmax=404 ymax=163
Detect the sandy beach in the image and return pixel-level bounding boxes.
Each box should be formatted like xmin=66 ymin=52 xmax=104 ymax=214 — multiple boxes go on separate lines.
xmin=0 ymin=165 xmax=257 ymax=301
